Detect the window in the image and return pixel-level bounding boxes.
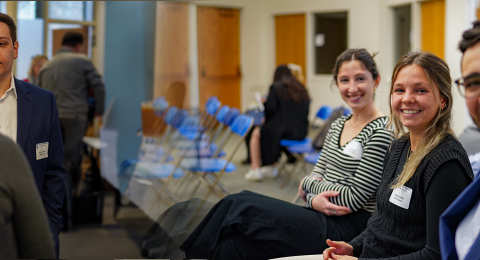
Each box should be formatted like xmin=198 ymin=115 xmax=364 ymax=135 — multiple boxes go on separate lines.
xmin=314 ymin=12 xmax=348 ymax=74
xmin=49 ymin=1 xmax=94 ymax=21
xmin=0 ymin=2 xmax=6 ymax=14
xmin=17 ymin=1 xmax=45 ymax=80
xmin=11 ymin=1 xmax=97 ymax=79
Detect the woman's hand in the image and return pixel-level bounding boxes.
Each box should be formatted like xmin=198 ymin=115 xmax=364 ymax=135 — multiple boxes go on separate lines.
xmin=311 ymin=191 xmax=352 ymax=216
xmin=298 ymin=177 xmax=307 ymax=201
xmin=298 ymin=177 xmax=322 ymax=202
xmin=323 ymin=239 xmax=354 ymax=260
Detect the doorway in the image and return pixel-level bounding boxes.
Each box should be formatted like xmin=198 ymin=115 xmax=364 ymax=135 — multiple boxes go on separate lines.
xmin=197 ymin=6 xmax=241 ymax=109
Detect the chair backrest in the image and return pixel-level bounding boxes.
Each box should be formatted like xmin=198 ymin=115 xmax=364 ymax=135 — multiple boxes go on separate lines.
xmin=215 ymin=105 xmax=230 ymax=123
xmin=153 ymin=96 xmax=169 ymax=117
xmin=223 ymin=107 xmax=240 ymax=126
xmin=178 ymin=115 xmax=201 ymax=132
xmin=170 ymin=109 xmax=189 ymax=129
xmin=230 ymin=114 xmax=254 ymax=137
xmin=316 ymin=105 xmax=333 ymax=121
xmin=205 ymin=96 xmax=221 ymax=116
xmin=163 ymin=106 xmax=178 ymax=124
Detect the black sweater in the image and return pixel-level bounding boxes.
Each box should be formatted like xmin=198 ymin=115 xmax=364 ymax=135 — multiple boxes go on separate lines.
xmin=349 ymin=134 xmax=474 ymax=259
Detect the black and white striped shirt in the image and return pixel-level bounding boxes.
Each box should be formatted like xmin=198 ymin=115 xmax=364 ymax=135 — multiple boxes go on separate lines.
xmin=302 ymin=115 xmax=393 ymax=213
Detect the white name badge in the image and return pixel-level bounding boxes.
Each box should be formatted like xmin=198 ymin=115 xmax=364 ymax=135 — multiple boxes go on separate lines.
xmin=36 ymin=142 xmax=49 ymax=160
xmin=389 ymin=186 xmax=413 ymax=209
xmin=342 ymin=140 xmax=363 ymax=159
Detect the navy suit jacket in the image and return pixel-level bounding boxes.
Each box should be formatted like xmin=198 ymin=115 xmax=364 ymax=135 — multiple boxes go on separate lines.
xmin=15 ymin=78 xmax=65 ymax=247
xmin=440 ymin=172 xmax=480 ymax=260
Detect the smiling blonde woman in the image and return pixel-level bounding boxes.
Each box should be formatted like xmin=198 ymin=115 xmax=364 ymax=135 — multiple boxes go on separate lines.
xmin=323 ymin=51 xmax=474 ymax=260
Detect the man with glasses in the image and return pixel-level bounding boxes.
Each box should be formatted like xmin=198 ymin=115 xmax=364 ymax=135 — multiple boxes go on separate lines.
xmin=439 ymin=21 xmax=480 ymax=260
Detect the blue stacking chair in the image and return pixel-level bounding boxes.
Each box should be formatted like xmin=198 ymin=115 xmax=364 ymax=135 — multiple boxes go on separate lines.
xmin=171 ymin=98 xmax=220 ymax=141
xmin=177 ymin=105 xmax=231 ymax=158
xmin=119 ymin=107 xmax=190 ymax=206
xmin=174 ymin=107 xmax=240 ymax=194
xmin=277 ymin=105 xmax=334 ymax=188
xmin=317 ymin=105 xmax=333 ymax=121
xmin=180 ymin=114 xmax=254 ymax=201
xmin=137 ymin=104 xmax=179 ymax=163
xmin=280 ymin=105 xmax=351 ymax=189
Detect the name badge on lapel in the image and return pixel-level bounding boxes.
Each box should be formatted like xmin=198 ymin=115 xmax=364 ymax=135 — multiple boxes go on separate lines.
xmin=36 ymin=142 xmax=49 ymax=160
xmin=342 ymin=140 xmax=363 ymax=159
xmin=389 ymin=186 xmax=413 ymax=209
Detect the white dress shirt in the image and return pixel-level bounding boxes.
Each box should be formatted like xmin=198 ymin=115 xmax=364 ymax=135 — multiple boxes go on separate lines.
xmin=455 ymin=198 xmax=480 ymax=260
xmin=0 ymin=74 xmax=17 ymax=142
xmin=469 ymin=151 xmax=480 ymax=177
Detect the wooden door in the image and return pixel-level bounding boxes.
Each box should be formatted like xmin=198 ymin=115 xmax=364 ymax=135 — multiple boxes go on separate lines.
xmin=154 ymin=1 xmax=190 ymax=109
xmin=53 ymin=27 xmax=89 ymax=56
xmin=421 ymin=0 xmax=445 ymax=59
xmin=197 ymin=6 xmax=241 ymax=109
xmin=275 ymin=14 xmax=306 ymax=84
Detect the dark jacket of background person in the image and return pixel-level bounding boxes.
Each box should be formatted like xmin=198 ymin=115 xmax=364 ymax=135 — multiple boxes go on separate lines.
xmin=349 ymin=135 xmax=473 ymax=259
xmin=0 ymin=134 xmax=56 ymax=258
xmin=38 ymin=48 xmax=105 ymax=120
xmin=16 ymin=78 xmax=65 ymax=253
xmin=260 ymin=81 xmax=309 ymax=165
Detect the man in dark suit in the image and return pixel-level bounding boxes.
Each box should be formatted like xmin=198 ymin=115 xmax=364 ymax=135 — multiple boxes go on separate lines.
xmin=0 ymin=13 xmax=65 ymax=257
xmin=439 ymin=21 xmax=480 ymax=260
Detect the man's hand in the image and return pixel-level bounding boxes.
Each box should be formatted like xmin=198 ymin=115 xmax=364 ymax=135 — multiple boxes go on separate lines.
xmin=323 ymin=239 xmax=354 ymax=260
xmin=311 ymin=191 xmax=351 ymax=216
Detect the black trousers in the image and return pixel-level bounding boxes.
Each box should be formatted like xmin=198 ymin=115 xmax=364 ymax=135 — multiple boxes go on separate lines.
xmin=60 ymin=117 xmax=88 ymax=229
xmin=181 ymin=191 xmax=371 ymax=260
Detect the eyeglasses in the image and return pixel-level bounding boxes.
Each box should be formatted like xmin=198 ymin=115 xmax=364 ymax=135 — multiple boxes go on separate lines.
xmin=455 ymin=73 xmax=480 ymax=99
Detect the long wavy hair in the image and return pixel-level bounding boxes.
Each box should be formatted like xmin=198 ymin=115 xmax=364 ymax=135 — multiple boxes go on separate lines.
xmin=273 ymin=64 xmax=309 ymax=103
xmin=389 ymin=51 xmax=454 ymax=188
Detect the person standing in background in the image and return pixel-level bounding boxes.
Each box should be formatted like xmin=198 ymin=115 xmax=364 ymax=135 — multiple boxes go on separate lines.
xmin=0 ymin=13 xmax=65 ymax=257
xmin=38 ymin=31 xmax=105 ymax=232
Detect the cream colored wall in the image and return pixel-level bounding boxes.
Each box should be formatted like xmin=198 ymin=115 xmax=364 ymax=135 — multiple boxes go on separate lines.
xmin=381 ymin=0 xmax=473 ymax=135
xmin=182 ymin=0 xmax=473 ymax=134
xmin=265 ymin=0 xmax=385 ymax=122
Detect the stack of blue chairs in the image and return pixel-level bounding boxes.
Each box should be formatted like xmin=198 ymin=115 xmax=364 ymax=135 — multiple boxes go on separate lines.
xmin=118 ymin=96 xmax=252 ymax=207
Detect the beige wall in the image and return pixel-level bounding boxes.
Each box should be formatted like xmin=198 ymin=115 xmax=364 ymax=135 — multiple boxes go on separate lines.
xmin=149 ymin=0 xmax=474 ymax=134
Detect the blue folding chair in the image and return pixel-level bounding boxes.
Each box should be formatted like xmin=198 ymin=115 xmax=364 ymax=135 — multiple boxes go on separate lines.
xmin=177 ymin=105 xmax=232 ymax=158
xmin=197 ymin=96 xmax=222 ymax=133
xmin=317 ymin=105 xmax=333 ymax=121
xmin=153 ymin=96 xmax=169 ymax=116
xmin=138 ymin=105 xmax=179 ymax=163
xmin=180 ymin=114 xmax=254 ymax=201
xmin=174 ymin=107 xmax=241 ymax=196
xmin=277 ymin=105 xmax=334 ymax=188
xmin=342 ymin=107 xmax=351 ymax=116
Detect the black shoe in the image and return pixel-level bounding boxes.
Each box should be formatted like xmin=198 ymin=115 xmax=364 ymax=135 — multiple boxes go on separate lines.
xmin=241 ymin=158 xmax=251 ymax=165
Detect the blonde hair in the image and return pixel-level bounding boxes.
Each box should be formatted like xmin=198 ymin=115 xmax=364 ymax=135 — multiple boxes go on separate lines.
xmin=288 ymin=63 xmax=305 ymax=86
xmin=28 ymin=55 xmax=48 ymax=78
xmin=389 ymin=51 xmax=454 ymax=188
